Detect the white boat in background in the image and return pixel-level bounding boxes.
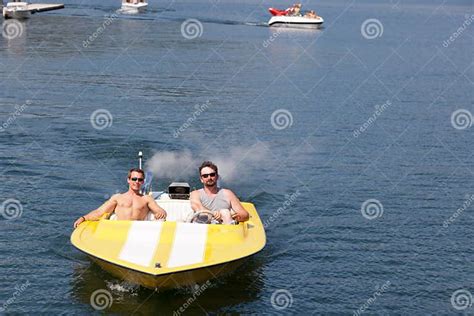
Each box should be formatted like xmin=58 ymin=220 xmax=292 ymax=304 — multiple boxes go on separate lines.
xmin=3 ymin=1 xmax=31 ymax=19
xmin=268 ymin=15 xmax=324 ymax=28
xmin=120 ymin=0 xmax=147 ymax=14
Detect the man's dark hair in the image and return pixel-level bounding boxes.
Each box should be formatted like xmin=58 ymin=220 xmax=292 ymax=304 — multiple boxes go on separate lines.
xmin=199 ymin=161 xmax=218 ymax=175
xmin=128 ymin=168 xmax=145 ymax=178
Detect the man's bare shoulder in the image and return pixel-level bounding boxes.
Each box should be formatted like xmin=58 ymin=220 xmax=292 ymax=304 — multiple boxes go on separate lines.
xmin=109 ymin=193 xmax=124 ymax=201
xmin=190 ymin=190 xmax=200 ymax=197
xmin=221 ymin=189 xmax=241 ymax=201
xmin=142 ymin=194 xmax=155 ymax=202
xmin=221 ymin=188 xmax=236 ymax=196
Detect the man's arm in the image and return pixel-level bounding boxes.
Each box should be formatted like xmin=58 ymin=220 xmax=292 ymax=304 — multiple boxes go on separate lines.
xmin=225 ymin=190 xmax=250 ymax=222
xmin=73 ymin=195 xmax=119 ymax=228
xmin=190 ymin=190 xmax=206 ymax=211
xmin=146 ymin=196 xmax=167 ymax=220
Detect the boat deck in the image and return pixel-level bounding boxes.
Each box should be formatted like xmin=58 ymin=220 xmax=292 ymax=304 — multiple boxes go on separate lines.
xmin=27 ymin=3 xmax=64 ymax=13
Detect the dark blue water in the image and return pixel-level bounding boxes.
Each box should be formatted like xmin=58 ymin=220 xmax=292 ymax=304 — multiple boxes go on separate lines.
xmin=1 ymin=0 xmax=473 ymax=314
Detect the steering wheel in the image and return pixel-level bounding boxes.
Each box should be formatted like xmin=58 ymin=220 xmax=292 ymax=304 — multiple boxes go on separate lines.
xmin=187 ymin=210 xmax=215 ymax=224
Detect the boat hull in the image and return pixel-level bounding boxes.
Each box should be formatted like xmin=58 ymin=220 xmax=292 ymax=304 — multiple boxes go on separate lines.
xmin=3 ymin=8 xmax=31 ymax=19
xmin=268 ymin=16 xmax=324 ymax=28
xmin=91 ymin=255 xmax=246 ymax=289
xmin=120 ymin=3 xmax=147 ymax=14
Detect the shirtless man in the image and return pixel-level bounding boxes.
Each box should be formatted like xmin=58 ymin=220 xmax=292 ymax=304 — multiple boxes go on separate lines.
xmin=190 ymin=161 xmax=249 ymax=224
xmin=73 ymin=168 xmax=166 ymax=228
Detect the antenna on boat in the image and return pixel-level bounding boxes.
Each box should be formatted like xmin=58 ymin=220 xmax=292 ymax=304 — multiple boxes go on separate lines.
xmin=138 ymin=151 xmax=153 ymax=195
xmin=138 ymin=151 xmax=143 ymax=169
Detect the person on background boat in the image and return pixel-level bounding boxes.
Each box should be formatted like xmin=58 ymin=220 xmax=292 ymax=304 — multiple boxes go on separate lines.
xmin=190 ymin=161 xmax=249 ymax=224
xmin=287 ymin=3 xmax=302 ymax=16
xmin=73 ymin=168 xmax=167 ymax=228
xmin=304 ymin=10 xmax=317 ymax=19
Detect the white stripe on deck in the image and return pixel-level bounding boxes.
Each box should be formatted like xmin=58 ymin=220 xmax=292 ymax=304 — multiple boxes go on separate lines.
xmin=119 ymin=221 xmax=163 ymax=267
xmin=167 ymin=223 xmax=208 ymax=268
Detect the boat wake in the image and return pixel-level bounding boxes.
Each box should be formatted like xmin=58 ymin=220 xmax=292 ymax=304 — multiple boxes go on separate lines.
xmin=106 ymin=280 xmax=140 ymax=294
xmin=244 ymin=21 xmax=269 ymax=27
xmin=35 ymin=3 xmax=270 ymax=28
xmin=147 ymin=15 xmax=268 ymax=28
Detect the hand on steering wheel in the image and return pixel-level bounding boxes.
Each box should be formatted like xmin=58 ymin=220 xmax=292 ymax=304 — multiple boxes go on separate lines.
xmin=187 ymin=210 xmax=216 ymax=224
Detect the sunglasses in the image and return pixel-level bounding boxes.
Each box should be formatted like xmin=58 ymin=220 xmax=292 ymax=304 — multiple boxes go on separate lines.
xmin=130 ymin=177 xmax=144 ymax=182
xmin=201 ymin=172 xmax=216 ymax=179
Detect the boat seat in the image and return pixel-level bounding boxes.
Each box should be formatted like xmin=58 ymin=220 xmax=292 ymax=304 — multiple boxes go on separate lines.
xmin=156 ymin=200 xmax=194 ymax=222
xmin=108 ymin=200 xmax=194 ymax=222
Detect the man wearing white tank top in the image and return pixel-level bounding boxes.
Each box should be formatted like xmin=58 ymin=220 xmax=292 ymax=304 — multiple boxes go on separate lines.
xmin=190 ymin=161 xmax=249 ymax=224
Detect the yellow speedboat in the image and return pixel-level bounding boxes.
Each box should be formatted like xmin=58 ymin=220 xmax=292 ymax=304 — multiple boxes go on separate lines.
xmin=71 ymin=185 xmax=266 ymax=290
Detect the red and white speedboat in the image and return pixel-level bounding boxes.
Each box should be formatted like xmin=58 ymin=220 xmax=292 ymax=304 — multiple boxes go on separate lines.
xmin=268 ymin=7 xmax=324 ymax=28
